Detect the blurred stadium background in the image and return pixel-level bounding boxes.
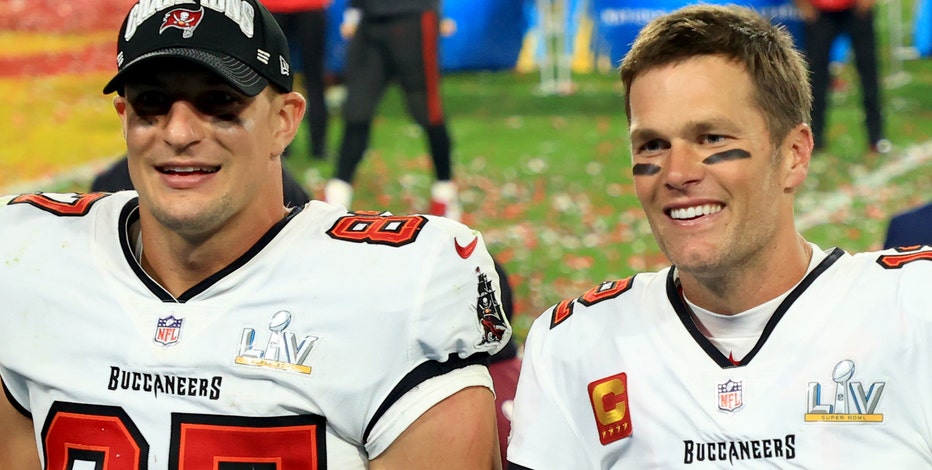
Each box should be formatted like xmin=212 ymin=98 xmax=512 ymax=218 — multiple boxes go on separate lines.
xmin=2 ymin=0 xmax=930 ymax=338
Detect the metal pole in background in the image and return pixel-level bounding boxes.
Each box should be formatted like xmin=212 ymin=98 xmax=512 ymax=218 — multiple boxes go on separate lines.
xmin=884 ymin=0 xmax=913 ymax=87
xmin=536 ymin=0 xmax=557 ymax=94
xmin=535 ymin=0 xmax=575 ymax=95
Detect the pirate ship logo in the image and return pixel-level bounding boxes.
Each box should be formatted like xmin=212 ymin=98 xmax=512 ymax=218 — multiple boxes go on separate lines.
xmin=475 ymin=268 xmax=507 ymax=346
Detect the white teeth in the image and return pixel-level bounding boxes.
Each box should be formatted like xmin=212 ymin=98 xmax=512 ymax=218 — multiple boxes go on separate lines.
xmin=164 ymin=166 xmax=217 ymax=174
xmin=670 ymin=204 xmax=722 ymax=220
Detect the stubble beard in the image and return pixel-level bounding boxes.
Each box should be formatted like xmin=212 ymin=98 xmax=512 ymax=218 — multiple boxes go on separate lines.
xmin=150 ymin=194 xmax=235 ymax=244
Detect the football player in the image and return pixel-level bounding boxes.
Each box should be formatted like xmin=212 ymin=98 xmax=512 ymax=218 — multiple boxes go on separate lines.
xmin=0 ymin=1 xmax=510 ymax=468
xmin=507 ymin=5 xmax=931 ymax=468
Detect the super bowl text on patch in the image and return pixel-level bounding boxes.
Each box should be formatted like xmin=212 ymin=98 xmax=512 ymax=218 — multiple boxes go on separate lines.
xmin=235 ymin=310 xmax=318 ymax=374
xmin=805 ymin=359 xmax=885 ymax=422
xmin=588 ymin=372 xmax=633 ymax=445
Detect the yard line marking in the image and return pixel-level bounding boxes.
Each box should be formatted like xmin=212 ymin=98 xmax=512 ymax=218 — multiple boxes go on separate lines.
xmin=795 ymin=141 xmax=932 ymax=231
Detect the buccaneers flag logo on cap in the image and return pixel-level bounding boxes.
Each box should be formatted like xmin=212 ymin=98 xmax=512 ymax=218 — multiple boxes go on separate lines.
xmin=160 ymin=8 xmax=204 ymax=38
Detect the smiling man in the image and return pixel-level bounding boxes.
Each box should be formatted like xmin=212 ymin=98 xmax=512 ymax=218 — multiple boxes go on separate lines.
xmin=0 ymin=0 xmax=510 ymax=468
xmin=506 ymin=5 xmax=932 ymax=468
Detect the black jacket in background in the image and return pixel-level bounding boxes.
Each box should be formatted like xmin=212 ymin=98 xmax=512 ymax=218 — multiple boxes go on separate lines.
xmin=350 ymin=0 xmax=439 ymax=18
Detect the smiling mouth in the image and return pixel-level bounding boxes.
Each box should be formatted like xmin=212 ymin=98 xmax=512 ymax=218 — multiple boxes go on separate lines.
xmin=668 ymin=204 xmax=723 ymax=220
xmin=158 ymin=166 xmax=219 ymax=175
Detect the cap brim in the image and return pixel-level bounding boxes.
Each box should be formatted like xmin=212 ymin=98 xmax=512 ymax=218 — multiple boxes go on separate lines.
xmin=103 ymin=48 xmax=269 ymax=96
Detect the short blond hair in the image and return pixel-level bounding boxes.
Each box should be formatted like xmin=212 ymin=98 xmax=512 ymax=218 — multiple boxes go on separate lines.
xmin=620 ymin=4 xmax=811 ymax=146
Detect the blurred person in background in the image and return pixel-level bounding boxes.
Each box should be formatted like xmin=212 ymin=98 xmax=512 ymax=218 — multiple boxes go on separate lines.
xmin=324 ymin=0 xmax=461 ymax=220
xmin=264 ymin=0 xmax=332 ymax=160
xmin=794 ymin=0 xmax=890 ymax=154
xmin=884 ymin=201 xmax=932 ymax=248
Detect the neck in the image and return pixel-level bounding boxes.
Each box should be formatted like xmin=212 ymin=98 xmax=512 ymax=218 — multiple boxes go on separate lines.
xmin=679 ymin=234 xmax=812 ymax=315
xmin=136 ymin=205 xmax=290 ymax=297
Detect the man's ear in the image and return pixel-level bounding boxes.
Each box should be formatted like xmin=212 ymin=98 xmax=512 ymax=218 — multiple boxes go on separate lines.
xmin=271 ymin=91 xmax=306 ymax=157
xmin=783 ymin=123 xmax=812 ymax=193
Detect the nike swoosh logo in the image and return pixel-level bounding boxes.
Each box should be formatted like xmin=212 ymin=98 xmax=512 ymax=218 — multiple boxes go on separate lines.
xmin=454 ymin=236 xmax=479 ymax=259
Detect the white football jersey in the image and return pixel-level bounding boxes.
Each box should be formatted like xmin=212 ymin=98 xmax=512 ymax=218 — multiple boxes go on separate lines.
xmin=0 ymin=191 xmax=512 ymax=469
xmin=508 ymin=245 xmax=932 ymax=469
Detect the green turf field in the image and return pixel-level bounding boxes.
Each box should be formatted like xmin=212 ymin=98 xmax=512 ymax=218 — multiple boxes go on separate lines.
xmin=2 ymin=3 xmax=931 ymax=339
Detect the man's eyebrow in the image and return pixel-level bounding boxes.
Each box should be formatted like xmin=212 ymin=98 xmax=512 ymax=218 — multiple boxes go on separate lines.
xmin=630 ymin=119 xmax=742 ymax=141
xmin=629 ymin=128 xmax=664 ymax=144
xmin=688 ymin=119 xmax=743 ymax=135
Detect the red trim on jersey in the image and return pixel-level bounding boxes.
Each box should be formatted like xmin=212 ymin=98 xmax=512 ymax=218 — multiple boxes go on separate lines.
xmin=728 ymin=352 xmax=741 ymax=367
xmin=549 ymin=298 xmax=575 ymax=329
xmin=420 ymin=10 xmax=444 ymax=125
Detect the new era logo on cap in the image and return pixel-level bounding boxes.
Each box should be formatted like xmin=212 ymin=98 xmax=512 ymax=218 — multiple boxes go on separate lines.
xmin=104 ymin=0 xmax=292 ymax=96
xmin=257 ymin=49 xmax=270 ymax=65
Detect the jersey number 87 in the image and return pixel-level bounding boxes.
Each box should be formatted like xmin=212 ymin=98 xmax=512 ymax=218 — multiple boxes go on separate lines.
xmin=42 ymin=401 xmax=326 ymax=469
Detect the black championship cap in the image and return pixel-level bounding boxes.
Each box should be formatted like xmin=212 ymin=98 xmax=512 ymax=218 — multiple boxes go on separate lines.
xmin=103 ymin=0 xmax=292 ymax=96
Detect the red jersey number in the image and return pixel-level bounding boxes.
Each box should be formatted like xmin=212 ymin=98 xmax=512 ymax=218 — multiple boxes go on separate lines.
xmin=10 ymin=193 xmax=108 ymax=217
xmin=877 ymin=246 xmax=932 ymax=269
xmin=42 ymin=403 xmax=146 ymax=470
xmin=550 ymin=277 xmax=635 ymax=329
xmin=327 ymin=212 xmax=427 ymax=247
xmin=41 ymin=402 xmax=326 ymax=470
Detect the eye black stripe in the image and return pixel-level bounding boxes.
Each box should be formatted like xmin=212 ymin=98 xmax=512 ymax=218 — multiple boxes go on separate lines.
xmin=703 ymin=148 xmax=751 ymax=164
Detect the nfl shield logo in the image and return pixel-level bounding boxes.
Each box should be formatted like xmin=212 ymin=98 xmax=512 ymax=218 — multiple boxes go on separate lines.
xmin=155 ymin=315 xmax=184 ymax=346
xmin=717 ymin=379 xmax=744 ymax=413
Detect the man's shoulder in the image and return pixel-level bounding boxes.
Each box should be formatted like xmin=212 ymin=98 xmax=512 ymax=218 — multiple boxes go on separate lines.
xmin=284 ymin=205 xmax=507 ymax=330
xmin=0 ymin=191 xmax=132 ymax=231
xmin=830 ymin=247 xmax=932 ymax=321
xmin=529 ymin=270 xmax=669 ymax=336
xmin=844 ymin=246 xmax=932 ymax=273
xmin=306 ymin=205 xmax=488 ymax=259
xmin=0 ymin=192 xmax=133 ymax=284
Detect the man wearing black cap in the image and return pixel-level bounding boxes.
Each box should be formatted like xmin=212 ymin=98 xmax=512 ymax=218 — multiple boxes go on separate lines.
xmin=0 ymin=1 xmax=510 ymax=468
